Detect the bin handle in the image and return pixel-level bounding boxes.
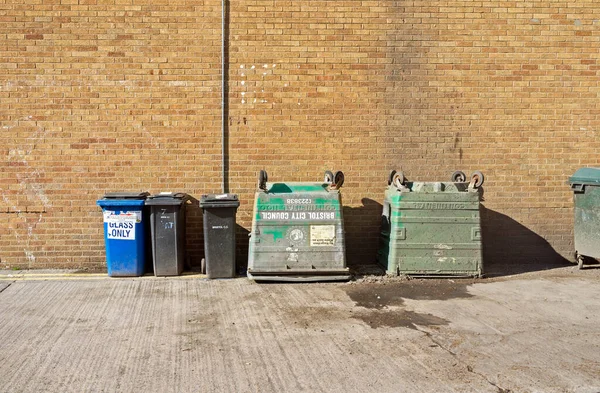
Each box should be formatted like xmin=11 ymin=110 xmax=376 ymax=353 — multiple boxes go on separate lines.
xmin=571 ymin=183 xmax=585 ymax=193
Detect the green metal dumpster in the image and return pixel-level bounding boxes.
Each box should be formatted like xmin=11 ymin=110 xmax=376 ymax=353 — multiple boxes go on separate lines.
xmin=377 ymin=170 xmax=485 ymax=277
xmin=247 ymin=170 xmax=350 ymax=281
xmin=568 ymin=167 xmax=600 ymax=269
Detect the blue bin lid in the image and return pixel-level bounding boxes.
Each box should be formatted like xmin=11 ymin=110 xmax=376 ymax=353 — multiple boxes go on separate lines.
xmin=97 ymin=199 xmax=146 ymax=207
xmin=568 ymin=168 xmax=600 ymax=185
xmin=103 ymin=192 xmax=149 ymax=199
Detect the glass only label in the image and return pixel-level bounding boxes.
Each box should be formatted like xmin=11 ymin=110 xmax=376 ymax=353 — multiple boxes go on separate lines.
xmin=103 ymin=211 xmax=141 ymax=240
xmin=259 ymin=211 xmax=336 ymax=220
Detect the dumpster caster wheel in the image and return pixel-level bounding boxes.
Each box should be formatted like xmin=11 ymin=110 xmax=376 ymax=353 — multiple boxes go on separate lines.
xmin=201 ymin=258 xmax=206 ymax=274
xmin=392 ymin=171 xmax=406 ymax=189
xmin=334 ymin=171 xmax=345 ymax=188
xmin=451 ymin=170 xmax=466 ymax=183
xmin=576 ymin=253 xmax=585 ymax=270
xmin=470 ymin=171 xmax=485 ymax=188
xmin=324 ymin=170 xmax=334 ymax=184
xmin=258 ymin=170 xmax=268 ymax=190
xmin=388 ymin=169 xmax=397 ymax=186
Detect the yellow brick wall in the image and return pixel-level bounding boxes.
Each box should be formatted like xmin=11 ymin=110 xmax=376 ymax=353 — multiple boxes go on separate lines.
xmin=2 ymin=1 xmax=599 ymax=273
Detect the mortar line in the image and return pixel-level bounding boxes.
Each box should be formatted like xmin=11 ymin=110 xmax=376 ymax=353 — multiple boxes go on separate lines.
xmin=413 ymin=324 xmax=512 ymax=393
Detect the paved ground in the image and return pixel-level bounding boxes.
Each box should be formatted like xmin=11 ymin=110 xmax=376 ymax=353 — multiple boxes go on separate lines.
xmin=0 ymin=267 xmax=599 ymax=393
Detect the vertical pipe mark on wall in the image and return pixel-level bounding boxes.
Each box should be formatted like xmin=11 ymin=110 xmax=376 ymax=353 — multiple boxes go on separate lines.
xmin=222 ymin=0 xmax=230 ymax=193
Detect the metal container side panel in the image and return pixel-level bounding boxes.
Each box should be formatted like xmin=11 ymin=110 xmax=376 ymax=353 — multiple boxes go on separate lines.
xmin=573 ymin=185 xmax=600 ymax=259
xmin=247 ymin=192 xmax=261 ymax=271
xmin=248 ymin=186 xmax=348 ymax=277
xmin=377 ymin=196 xmax=396 ymax=274
xmin=383 ymin=186 xmax=483 ymax=276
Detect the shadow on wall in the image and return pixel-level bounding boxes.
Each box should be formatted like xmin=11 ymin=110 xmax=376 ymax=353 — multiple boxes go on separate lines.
xmin=236 ymin=223 xmax=250 ymax=275
xmin=343 ymin=198 xmax=383 ymax=268
xmin=184 ymin=199 xmax=204 ymax=270
xmin=481 ymin=206 xmax=573 ymax=277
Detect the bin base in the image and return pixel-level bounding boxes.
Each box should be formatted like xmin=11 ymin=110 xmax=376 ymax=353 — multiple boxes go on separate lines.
xmin=247 ymin=268 xmax=350 ymax=282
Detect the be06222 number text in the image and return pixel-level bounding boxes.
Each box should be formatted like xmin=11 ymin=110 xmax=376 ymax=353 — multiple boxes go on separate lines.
xmin=286 ymin=199 xmax=312 ymax=204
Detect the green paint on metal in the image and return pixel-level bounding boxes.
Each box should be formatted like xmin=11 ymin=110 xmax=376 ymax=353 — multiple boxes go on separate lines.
xmin=262 ymin=227 xmax=287 ymax=242
xmin=268 ymin=183 xmax=328 ymax=194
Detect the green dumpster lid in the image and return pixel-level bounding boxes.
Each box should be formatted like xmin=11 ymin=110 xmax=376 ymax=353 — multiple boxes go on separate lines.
xmin=568 ymin=167 xmax=600 ymax=185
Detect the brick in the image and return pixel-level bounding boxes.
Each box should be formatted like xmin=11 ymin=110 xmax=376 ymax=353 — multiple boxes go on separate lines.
xmin=1 ymin=0 xmax=597 ymax=269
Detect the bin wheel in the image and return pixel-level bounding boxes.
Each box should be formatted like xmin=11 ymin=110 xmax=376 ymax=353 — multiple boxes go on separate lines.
xmin=576 ymin=253 xmax=585 ymax=270
xmin=334 ymin=171 xmax=345 ymax=188
xmin=392 ymin=171 xmax=406 ymax=188
xmin=258 ymin=170 xmax=268 ymax=190
xmin=470 ymin=171 xmax=485 ymax=188
xmin=201 ymin=258 xmax=206 ymax=275
xmin=388 ymin=170 xmax=397 ymax=186
xmin=324 ymin=170 xmax=334 ymax=184
xmin=451 ymin=170 xmax=467 ymax=183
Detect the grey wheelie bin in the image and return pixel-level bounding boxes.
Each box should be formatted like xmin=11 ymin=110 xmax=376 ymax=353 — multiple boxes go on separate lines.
xmin=568 ymin=167 xmax=600 ymax=269
xmin=200 ymin=194 xmax=240 ymax=279
xmin=146 ymin=193 xmax=189 ymax=276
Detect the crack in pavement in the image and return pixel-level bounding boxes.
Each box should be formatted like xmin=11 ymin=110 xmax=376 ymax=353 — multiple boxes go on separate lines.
xmin=0 ymin=281 xmax=14 ymax=294
xmin=413 ymin=324 xmax=512 ymax=393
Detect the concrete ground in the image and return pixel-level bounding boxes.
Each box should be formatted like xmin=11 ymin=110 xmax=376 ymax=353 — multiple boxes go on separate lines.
xmin=0 ymin=267 xmax=599 ymax=393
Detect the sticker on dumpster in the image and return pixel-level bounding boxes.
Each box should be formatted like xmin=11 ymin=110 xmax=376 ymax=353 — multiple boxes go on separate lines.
xmin=259 ymin=211 xmax=335 ymax=220
xmin=106 ymin=221 xmax=136 ymax=240
xmin=103 ymin=211 xmax=142 ymax=224
xmin=310 ymin=225 xmax=336 ymax=246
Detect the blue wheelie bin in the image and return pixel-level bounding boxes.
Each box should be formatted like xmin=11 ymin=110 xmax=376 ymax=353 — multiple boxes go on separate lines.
xmin=96 ymin=192 xmax=149 ymax=277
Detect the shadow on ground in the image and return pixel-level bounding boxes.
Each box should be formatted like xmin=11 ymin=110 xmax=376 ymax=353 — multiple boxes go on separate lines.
xmin=481 ymin=207 xmax=573 ymax=277
xmin=342 ymin=199 xmax=576 ymax=279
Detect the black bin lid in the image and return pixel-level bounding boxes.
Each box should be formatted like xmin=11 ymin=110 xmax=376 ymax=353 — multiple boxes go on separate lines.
xmin=200 ymin=193 xmax=240 ymax=208
xmin=145 ymin=192 xmax=189 ymax=206
xmin=103 ymin=192 xmax=149 ymax=200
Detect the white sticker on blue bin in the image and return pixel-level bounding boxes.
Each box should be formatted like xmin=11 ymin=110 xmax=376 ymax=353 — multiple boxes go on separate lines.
xmin=103 ymin=211 xmax=142 ymax=224
xmin=107 ymin=221 xmax=136 ymax=240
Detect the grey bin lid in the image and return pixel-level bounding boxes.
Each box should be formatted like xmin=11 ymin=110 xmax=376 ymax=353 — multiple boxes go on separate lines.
xmin=103 ymin=192 xmax=149 ymax=199
xmin=568 ymin=167 xmax=600 ymax=186
xmin=200 ymin=193 xmax=240 ymax=208
xmin=145 ymin=192 xmax=189 ymax=206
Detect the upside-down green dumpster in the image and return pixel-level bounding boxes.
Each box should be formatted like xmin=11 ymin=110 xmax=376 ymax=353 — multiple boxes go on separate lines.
xmin=378 ymin=170 xmax=485 ymax=277
xmin=247 ymin=170 xmax=350 ymax=282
